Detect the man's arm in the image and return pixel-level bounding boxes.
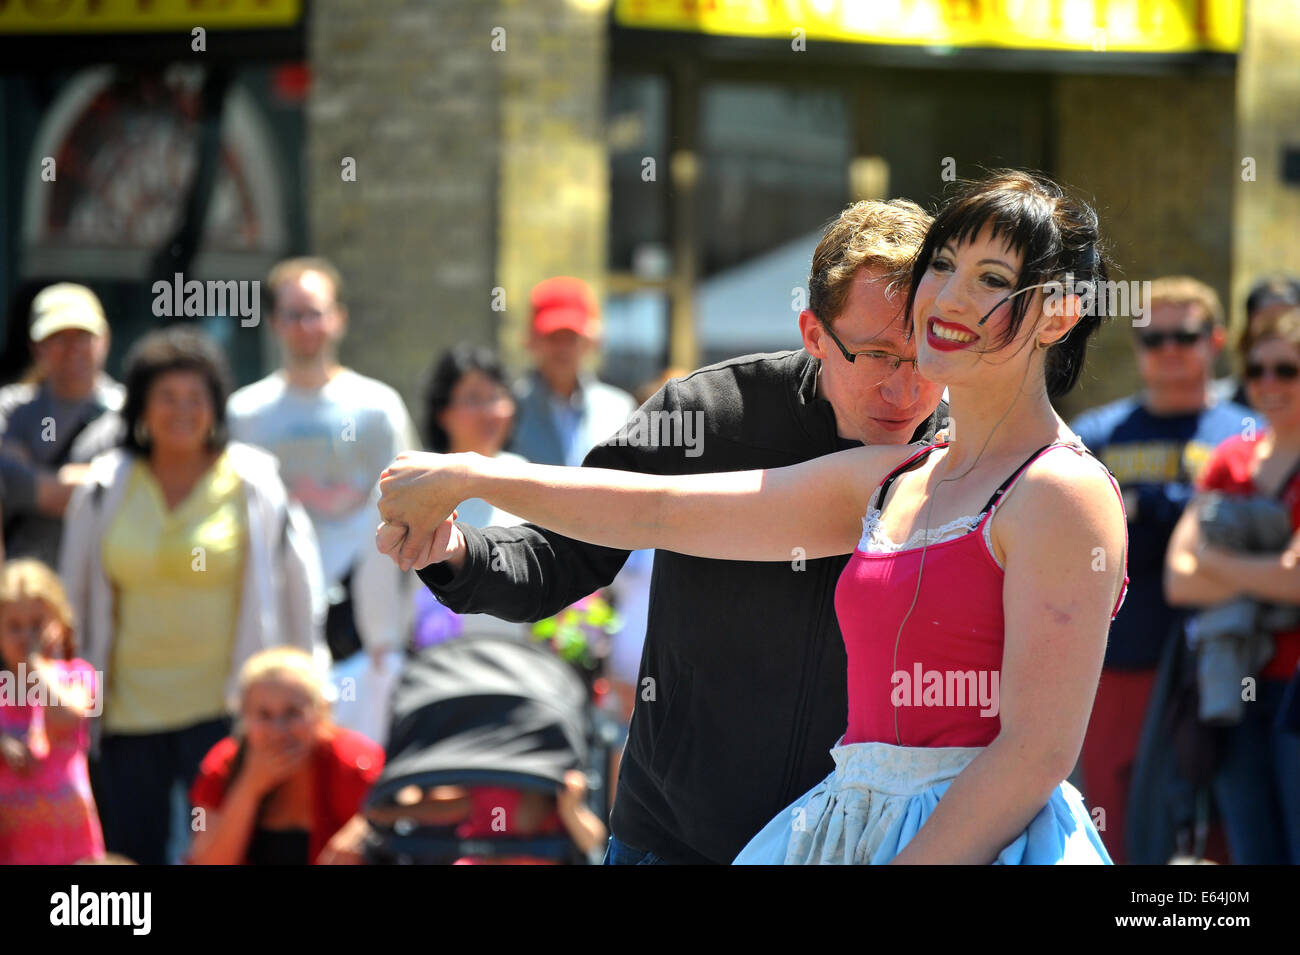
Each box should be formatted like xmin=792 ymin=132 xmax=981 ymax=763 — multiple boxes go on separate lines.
xmin=411 ymin=379 xmax=681 ymax=623
xmin=416 ymin=519 xmax=633 ymax=624
xmin=0 ymin=412 xmax=81 ymax=518
xmin=0 ymin=393 xmax=41 ymax=518
xmin=68 ymin=411 xmax=124 ymax=463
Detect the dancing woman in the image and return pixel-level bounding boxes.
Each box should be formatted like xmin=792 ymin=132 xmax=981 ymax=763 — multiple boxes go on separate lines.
xmin=376 ymin=171 xmax=1128 ymax=864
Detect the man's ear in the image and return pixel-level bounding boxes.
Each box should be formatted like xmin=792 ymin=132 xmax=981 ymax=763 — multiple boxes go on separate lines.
xmin=334 ymin=303 xmax=349 ymax=340
xmin=798 ymin=310 xmax=827 ymax=359
xmin=1209 ymin=324 xmax=1227 ymax=352
xmin=269 ymin=313 xmax=287 ymax=341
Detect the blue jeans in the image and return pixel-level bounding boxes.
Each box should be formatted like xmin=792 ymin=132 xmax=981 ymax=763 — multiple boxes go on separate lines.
xmin=602 ymin=835 xmax=667 ymax=865
xmin=1212 ymin=678 xmax=1300 ymax=864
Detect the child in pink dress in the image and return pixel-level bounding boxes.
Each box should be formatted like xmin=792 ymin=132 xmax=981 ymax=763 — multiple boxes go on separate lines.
xmin=0 ymin=559 xmax=105 ymax=864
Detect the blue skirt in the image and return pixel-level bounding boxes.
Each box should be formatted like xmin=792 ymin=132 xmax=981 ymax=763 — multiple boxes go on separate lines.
xmin=734 ymin=739 xmax=1111 ymax=865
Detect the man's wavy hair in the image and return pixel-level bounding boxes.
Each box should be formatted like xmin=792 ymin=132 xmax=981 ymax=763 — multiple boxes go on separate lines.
xmin=808 ymin=199 xmax=933 ymax=326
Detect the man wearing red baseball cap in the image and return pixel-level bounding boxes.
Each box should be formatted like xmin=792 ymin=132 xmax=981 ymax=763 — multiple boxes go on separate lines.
xmin=510 ymin=276 xmax=636 ymax=467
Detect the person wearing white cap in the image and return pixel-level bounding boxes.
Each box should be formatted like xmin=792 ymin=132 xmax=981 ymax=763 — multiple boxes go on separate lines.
xmin=0 ymin=283 xmax=124 ymax=566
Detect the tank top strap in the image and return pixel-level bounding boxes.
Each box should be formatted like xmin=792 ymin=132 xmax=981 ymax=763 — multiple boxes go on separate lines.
xmin=872 ymin=442 xmax=948 ymax=509
xmin=977 ymin=442 xmax=1056 ymax=517
xmin=984 ymin=437 xmax=1117 ymax=510
xmin=975 ymin=437 xmax=1129 ymax=619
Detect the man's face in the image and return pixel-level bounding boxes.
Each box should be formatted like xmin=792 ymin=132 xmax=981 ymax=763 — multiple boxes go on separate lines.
xmin=800 ymin=267 xmax=945 ymax=445
xmin=1134 ymin=301 xmax=1219 ymax=393
xmin=528 ymin=327 xmax=593 ymax=382
xmin=33 ymin=328 xmax=106 ymax=400
xmin=271 ymin=271 xmax=346 ymax=362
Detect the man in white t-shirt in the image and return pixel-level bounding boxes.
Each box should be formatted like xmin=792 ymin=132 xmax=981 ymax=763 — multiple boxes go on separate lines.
xmin=227 ymin=257 xmax=419 ymax=744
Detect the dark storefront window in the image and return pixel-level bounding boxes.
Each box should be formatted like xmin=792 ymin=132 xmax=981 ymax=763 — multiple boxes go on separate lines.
xmin=697 ymin=82 xmax=849 ymax=279
xmin=605 ymin=72 xmax=671 ymax=391
xmin=608 ymin=72 xmax=669 ymax=277
xmin=606 ymin=53 xmax=1053 ymax=372
xmin=1 ymin=59 xmax=306 ymax=388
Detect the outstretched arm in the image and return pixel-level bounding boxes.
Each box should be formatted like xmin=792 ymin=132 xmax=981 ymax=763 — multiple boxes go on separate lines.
xmin=889 ymin=454 xmax=1126 ymax=864
xmin=416 ymin=377 xmax=703 ymax=621
xmin=378 ymin=443 xmax=907 ymax=574
xmin=416 ymin=520 xmax=634 ymax=623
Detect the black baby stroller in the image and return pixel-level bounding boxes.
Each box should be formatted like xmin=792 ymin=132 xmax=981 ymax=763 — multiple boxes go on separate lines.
xmin=363 ymin=633 xmax=615 ymax=864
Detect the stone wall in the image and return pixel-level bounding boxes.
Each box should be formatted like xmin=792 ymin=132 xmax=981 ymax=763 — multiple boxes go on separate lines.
xmin=1053 ymin=71 xmax=1237 ymax=420
xmin=494 ymin=0 xmax=609 ymax=373
xmin=307 ymin=0 xmax=608 ymax=421
xmin=1232 ymin=0 xmax=1300 ymax=341
xmin=308 ymin=2 xmax=523 ymax=424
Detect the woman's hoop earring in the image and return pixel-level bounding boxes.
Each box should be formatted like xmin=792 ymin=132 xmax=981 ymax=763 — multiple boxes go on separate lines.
xmin=134 ymin=421 xmax=150 ymax=446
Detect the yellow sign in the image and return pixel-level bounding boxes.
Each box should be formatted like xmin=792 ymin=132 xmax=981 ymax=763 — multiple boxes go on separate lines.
xmin=615 ymin=0 xmax=1242 ymax=53
xmin=0 ymin=0 xmax=300 ymax=33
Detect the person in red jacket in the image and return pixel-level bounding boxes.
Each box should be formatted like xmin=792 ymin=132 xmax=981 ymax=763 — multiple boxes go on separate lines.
xmin=189 ymin=647 xmax=382 ymax=865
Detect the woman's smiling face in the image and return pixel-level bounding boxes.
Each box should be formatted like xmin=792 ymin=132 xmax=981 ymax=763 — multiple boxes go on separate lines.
xmin=912 ymin=225 xmax=1036 ymax=385
xmin=1246 ymin=335 xmax=1300 ymax=435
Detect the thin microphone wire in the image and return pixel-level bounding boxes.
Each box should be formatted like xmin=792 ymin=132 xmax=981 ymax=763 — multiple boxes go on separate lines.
xmin=888 ymin=317 xmax=1043 ymax=747
xmin=975 ymin=280 xmax=1064 ymax=326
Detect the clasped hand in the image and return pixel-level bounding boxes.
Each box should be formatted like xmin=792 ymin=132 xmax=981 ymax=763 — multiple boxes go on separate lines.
xmin=375 ymin=451 xmax=466 ymax=572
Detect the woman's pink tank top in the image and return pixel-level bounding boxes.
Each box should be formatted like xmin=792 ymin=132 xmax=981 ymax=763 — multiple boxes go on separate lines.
xmin=836 ymin=441 xmax=1128 ymax=748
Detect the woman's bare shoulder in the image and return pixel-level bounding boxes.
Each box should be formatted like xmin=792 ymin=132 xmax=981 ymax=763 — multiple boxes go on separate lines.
xmin=1009 ymin=441 xmax=1125 ymax=531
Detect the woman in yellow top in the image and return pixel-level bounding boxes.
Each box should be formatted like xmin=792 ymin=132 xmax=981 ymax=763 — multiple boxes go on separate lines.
xmin=60 ymin=327 xmax=326 ymax=865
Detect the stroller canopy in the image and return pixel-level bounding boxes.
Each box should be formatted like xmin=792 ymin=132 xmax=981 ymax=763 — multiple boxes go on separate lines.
xmin=367 ymin=634 xmax=590 ymax=808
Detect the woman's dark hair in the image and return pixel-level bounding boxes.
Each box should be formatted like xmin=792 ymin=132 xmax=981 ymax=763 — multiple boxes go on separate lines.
xmin=121 ymin=325 xmax=232 ymax=456
xmin=904 ymin=169 xmax=1112 ymax=399
xmin=421 ymin=343 xmax=512 ymax=452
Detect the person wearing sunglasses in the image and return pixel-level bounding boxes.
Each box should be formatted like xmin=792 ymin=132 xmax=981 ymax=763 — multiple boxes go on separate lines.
xmin=1166 ymin=306 xmax=1300 ymax=864
xmin=1214 ymin=276 xmax=1300 ymax=409
xmin=1070 ymin=275 xmax=1251 ymax=864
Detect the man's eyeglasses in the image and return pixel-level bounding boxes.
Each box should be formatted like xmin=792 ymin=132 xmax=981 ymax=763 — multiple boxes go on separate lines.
xmin=821 ymin=321 xmax=918 ymax=374
xmin=448 ymin=395 xmax=514 ymax=411
xmin=1136 ymin=328 xmax=1207 ymax=350
xmin=1244 ymin=361 xmax=1300 ymax=382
